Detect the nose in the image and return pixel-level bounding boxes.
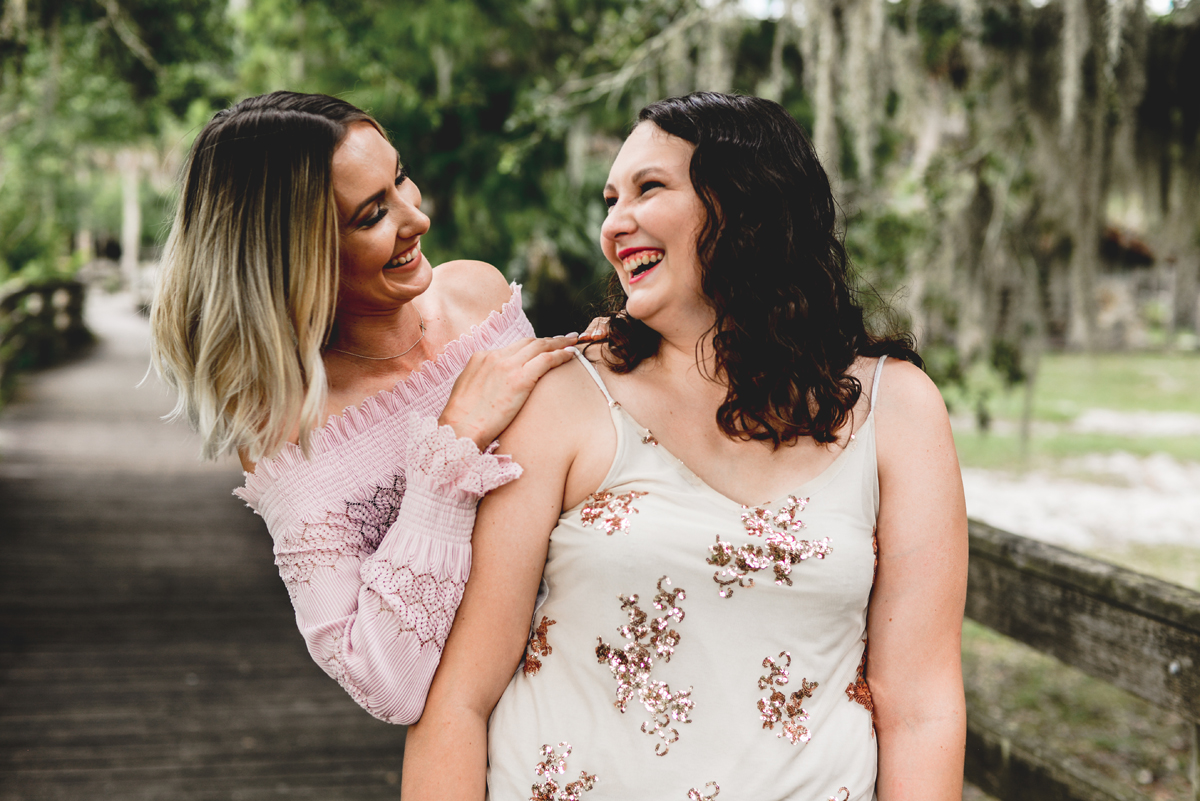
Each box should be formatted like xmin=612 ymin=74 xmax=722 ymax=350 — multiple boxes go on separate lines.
xmin=601 ymin=197 xmax=634 ymax=245
xmin=396 ymin=184 xmax=431 ymax=240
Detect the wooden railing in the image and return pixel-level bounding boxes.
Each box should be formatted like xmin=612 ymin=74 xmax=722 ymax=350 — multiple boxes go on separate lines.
xmin=965 ymin=520 xmax=1200 ymax=801
xmin=0 ymin=279 xmax=92 ymax=404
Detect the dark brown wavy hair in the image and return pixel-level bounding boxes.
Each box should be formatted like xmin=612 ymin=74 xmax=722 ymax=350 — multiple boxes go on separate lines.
xmin=601 ymin=92 xmax=921 ymax=447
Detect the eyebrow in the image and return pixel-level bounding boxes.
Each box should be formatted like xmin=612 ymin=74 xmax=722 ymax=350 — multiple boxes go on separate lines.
xmin=348 ymin=152 xmax=403 ymax=225
xmin=604 ymin=166 xmax=664 ymax=195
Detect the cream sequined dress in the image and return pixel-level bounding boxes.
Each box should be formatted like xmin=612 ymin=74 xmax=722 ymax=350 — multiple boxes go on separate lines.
xmin=487 ymin=354 xmax=885 ymax=801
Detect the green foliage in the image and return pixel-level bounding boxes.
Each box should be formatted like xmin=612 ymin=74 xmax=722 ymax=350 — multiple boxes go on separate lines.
xmin=0 ymin=0 xmax=232 ymax=282
xmin=2 ymin=0 xmax=1195 ymax=365
xmin=226 ymin=0 xmax=635 ymax=331
xmin=846 ymin=208 xmax=926 ymax=291
xmin=915 ymin=0 xmax=967 ymax=85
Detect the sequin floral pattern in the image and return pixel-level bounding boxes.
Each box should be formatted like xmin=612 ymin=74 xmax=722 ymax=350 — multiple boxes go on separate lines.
xmin=581 ymin=490 xmax=649 ymax=535
xmin=687 ymin=782 xmax=720 ymax=800
xmin=530 ymin=742 xmax=597 ymax=801
xmin=524 ymin=616 xmax=557 ymax=677
xmin=706 ymin=496 xmax=833 ymax=597
xmin=827 ymin=789 xmax=850 ymax=801
xmin=871 ymin=527 xmax=879 ymax=580
xmin=844 ymin=642 xmax=873 ymax=713
xmin=595 ymin=576 xmax=694 ymax=756
xmin=756 ymin=651 xmax=818 ymax=744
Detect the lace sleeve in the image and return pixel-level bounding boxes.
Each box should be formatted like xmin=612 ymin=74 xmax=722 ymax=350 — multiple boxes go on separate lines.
xmin=274 ymin=414 xmax=522 ymax=724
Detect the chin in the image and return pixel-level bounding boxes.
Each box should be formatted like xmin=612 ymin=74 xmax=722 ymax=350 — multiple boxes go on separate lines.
xmin=623 ymin=297 xmax=655 ymax=322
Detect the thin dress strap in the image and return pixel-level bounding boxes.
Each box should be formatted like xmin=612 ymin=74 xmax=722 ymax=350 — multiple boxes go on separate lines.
xmin=869 ymin=355 xmax=888 ymax=411
xmin=570 ymin=347 xmax=617 ymax=406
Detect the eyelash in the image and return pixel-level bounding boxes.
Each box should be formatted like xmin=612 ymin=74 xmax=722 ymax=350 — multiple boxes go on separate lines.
xmin=361 ymin=167 xmax=411 ymax=228
xmin=603 ymin=180 xmax=663 ymax=209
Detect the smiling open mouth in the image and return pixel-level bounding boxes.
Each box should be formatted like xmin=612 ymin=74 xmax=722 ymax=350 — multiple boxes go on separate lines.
xmin=387 ymin=242 xmax=421 ymax=269
xmin=623 ymin=249 xmax=663 ymax=281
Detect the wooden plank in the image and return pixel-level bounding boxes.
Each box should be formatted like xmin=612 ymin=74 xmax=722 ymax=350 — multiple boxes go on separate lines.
xmin=0 ymin=469 xmax=409 ymax=800
xmin=965 ymin=520 xmax=1200 ymax=722
xmin=965 ymin=705 xmax=1150 ymax=801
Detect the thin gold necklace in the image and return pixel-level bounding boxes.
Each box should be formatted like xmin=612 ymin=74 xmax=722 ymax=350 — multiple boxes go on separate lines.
xmin=328 ymin=311 xmax=426 ymax=360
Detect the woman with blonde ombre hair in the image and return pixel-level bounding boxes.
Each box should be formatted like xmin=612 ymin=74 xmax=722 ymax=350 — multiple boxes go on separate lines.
xmin=150 ymin=91 xmax=578 ymax=723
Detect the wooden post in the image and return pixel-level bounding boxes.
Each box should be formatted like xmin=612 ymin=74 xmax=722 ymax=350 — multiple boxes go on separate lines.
xmin=1191 ymin=720 xmax=1199 ymax=801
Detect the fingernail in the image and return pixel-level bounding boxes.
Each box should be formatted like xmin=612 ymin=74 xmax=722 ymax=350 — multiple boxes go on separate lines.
xmin=566 ymin=332 xmax=579 ymax=338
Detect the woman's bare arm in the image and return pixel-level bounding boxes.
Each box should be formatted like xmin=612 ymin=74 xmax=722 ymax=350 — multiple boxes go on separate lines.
xmin=869 ymin=359 xmax=969 ymax=800
xmin=401 ymin=357 xmax=613 ymax=800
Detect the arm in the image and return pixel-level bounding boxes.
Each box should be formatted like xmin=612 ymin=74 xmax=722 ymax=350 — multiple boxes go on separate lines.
xmin=401 ymin=359 xmax=606 ymax=801
xmin=245 ymin=284 xmax=575 ymax=723
xmin=272 ymin=414 xmax=521 ymax=724
xmin=868 ymin=359 xmax=968 ymax=800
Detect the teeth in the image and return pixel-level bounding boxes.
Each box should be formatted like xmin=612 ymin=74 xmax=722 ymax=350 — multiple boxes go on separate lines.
xmin=622 ymin=250 xmax=664 ymax=271
xmin=389 ymin=244 xmax=419 ymax=267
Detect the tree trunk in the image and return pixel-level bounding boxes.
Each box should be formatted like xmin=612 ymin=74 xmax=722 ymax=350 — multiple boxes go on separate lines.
xmin=0 ymin=0 xmax=27 ymax=41
xmin=663 ymin=22 xmax=692 ymax=97
xmin=758 ymin=0 xmax=793 ymax=102
xmin=431 ymin=45 xmax=452 ymax=104
xmin=118 ymin=150 xmax=140 ymax=291
xmin=696 ymin=0 xmax=736 ymax=93
xmin=809 ymin=0 xmax=840 ymax=177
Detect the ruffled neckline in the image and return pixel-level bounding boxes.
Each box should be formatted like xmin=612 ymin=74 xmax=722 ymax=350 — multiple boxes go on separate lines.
xmin=237 ymin=283 xmax=525 ymax=502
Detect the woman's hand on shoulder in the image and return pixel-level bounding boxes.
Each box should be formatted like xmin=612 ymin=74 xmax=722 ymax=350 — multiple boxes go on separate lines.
xmin=431 ymin=260 xmax=579 ymax=449
xmin=439 ymin=335 xmax=579 ymax=450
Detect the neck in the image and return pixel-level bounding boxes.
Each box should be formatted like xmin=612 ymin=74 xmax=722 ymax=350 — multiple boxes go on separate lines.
xmin=649 ymin=318 xmax=722 ymax=388
xmin=327 ymin=302 xmax=429 ymax=362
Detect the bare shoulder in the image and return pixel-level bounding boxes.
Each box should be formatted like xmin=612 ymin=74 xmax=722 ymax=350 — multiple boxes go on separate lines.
xmin=873 ymin=357 xmax=961 ymax=504
xmin=431 ymin=260 xmax=513 ymax=321
xmin=874 ymin=357 xmax=947 ymax=425
xmin=500 ymin=350 xmax=616 ymax=510
xmin=508 ymin=352 xmax=603 ymax=434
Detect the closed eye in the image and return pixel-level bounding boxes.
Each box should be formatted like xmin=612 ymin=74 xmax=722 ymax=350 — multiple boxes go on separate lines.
xmin=360 ymin=167 xmax=412 ymax=228
xmin=361 ymin=206 xmax=387 ymax=228
xmin=640 ymin=180 xmax=664 ymax=193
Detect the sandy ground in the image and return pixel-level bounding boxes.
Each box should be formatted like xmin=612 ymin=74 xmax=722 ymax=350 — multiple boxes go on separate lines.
xmin=961 ymin=450 xmax=1200 ymax=552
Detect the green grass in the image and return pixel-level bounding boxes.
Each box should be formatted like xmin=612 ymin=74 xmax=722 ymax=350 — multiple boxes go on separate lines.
xmin=998 ymin=352 xmax=1200 ymax=419
xmin=948 ymin=352 xmax=1200 ymax=471
xmin=1085 ymin=543 xmax=1200 ymax=592
xmin=962 ymin=621 xmax=1194 ymax=797
xmin=953 ymin=429 xmax=1200 ymax=470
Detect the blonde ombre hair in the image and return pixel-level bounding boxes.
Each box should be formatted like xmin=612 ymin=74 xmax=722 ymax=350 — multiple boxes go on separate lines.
xmin=150 ymin=92 xmax=380 ymax=462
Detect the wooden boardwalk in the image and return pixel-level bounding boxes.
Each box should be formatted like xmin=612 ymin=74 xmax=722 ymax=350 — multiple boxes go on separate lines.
xmin=0 ymin=291 xmax=407 ymax=800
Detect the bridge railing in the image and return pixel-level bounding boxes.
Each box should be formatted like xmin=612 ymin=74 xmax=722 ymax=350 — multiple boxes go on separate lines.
xmin=964 ymin=520 xmax=1200 ymax=801
xmin=0 ymin=279 xmax=92 ymax=404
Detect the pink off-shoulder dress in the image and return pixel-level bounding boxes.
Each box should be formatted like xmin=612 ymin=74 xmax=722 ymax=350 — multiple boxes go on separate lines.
xmin=235 ymin=284 xmax=534 ymax=724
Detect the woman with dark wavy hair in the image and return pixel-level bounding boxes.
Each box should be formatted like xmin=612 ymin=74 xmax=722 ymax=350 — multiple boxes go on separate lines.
xmin=404 ymin=92 xmax=968 ymax=800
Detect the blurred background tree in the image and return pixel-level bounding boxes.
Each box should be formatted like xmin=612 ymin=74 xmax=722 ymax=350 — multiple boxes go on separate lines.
xmin=1 ymin=0 xmax=1198 ymax=404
